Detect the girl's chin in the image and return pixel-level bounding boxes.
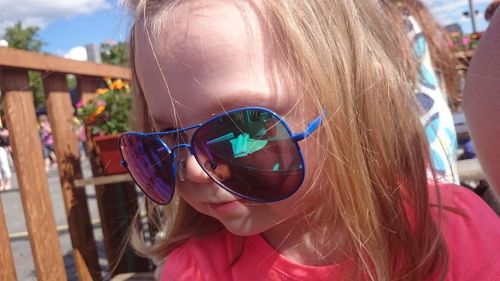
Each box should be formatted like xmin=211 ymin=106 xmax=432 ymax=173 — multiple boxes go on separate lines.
xmin=221 ymin=224 xmax=267 ymax=237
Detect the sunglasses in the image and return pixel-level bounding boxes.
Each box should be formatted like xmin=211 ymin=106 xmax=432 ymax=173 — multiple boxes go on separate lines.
xmin=119 ymin=107 xmax=322 ymax=204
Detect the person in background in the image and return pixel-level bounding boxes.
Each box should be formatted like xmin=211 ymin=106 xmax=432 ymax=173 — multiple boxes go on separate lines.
xmin=38 ymin=114 xmax=57 ymax=172
xmin=454 ymin=0 xmax=499 ymax=163
xmin=72 ymin=116 xmax=87 ymax=161
xmin=463 ymin=9 xmax=500 ymax=197
xmin=485 ymin=0 xmax=500 ymax=21
xmin=0 ymin=126 xmax=12 ymax=191
xmin=452 ymin=0 xmax=498 ymax=163
xmin=392 ymin=0 xmax=461 ymax=184
xmin=120 ymin=1 xmax=500 ymax=280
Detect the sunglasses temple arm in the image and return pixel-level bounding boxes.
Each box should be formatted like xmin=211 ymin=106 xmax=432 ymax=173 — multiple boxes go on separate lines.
xmin=291 ymin=115 xmax=322 ymax=142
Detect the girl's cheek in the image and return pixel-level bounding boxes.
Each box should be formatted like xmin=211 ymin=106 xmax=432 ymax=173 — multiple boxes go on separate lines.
xmin=301 ymin=141 xmax=325 ymax=194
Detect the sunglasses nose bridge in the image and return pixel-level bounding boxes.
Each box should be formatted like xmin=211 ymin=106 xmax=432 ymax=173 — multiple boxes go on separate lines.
xmin=171 ymin=143 xmax=192 ymax=152
xmin=169 ymin=144 xmax=193 ymax=164
xmin=170 ymin=144 xmax=193 ymax=181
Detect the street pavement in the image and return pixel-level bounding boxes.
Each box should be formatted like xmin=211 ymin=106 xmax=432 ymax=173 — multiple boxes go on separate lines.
xmin=1 ymin=160 xmax=109 ymax=281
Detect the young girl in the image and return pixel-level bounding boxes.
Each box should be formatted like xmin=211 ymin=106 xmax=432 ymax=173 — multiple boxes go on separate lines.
xmin=38 ymin=114 xmax=57 ymax=172
xmin=120 ymin=1 xmax=500 ymax=280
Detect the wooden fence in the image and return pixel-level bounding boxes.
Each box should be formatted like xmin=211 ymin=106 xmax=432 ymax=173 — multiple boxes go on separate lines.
xmin=0 ymin=47 xmax=150 ymax=281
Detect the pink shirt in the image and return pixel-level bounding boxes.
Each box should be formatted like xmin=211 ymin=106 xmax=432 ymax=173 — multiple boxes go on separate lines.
xmin=161 ymin=184 xmax=500 ymax=280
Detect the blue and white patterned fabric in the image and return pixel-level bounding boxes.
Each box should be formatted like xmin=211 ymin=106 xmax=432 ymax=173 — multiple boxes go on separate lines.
xmin=406 ymin=16 xmax=459 ymax=184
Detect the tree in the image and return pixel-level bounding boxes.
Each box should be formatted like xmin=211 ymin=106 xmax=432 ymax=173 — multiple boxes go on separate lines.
xmin=3 ymin=21 xmax=45 ymax=108
xmin=3 ymin=22 xmax=43 ymax=51
xmin=100 ymin=41 xmax=129 ymax=66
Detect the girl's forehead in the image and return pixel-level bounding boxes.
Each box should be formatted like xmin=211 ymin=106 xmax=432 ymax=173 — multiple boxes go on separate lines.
xmin=135 ymin=1 xmax=296 ymax=128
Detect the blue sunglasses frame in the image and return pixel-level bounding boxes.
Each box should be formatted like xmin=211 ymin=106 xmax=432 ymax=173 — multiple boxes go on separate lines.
xmin=119 ymin=106 xmax=322 ymax=204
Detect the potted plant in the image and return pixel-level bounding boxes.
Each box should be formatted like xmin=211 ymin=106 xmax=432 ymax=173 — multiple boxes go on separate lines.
xmin=76 ymin=78 xmax=131 ymax=174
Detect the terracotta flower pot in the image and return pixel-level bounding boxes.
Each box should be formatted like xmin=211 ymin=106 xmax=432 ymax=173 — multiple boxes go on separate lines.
xmin=93 ymin=134 xmax=127 ymax=175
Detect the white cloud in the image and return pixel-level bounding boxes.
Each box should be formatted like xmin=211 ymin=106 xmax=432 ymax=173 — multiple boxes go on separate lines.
xmin=0 ymin=0 xmax=110 ymax=33
xmin=64 ymin=46 xmax=87 ymax=61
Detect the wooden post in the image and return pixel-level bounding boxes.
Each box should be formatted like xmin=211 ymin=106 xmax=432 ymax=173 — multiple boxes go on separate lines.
xmin=77 ymin=75 xmax=102 ymax=105
xmin=44 ymin=73 xmax=101 ymax=281
xmin=77 ymin=75 xmax=151 ymax=277
xmin=0 ymin=68 xmax=66 ymax=280
xmin=0 ymin=197 xmax=17 ymax=281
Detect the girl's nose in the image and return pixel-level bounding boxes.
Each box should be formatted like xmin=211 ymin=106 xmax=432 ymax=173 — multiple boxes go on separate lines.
xmin=182 ymin=155 xmax=232 ymax=184
xmin=183 ymin=155 xmax=212 ymax=183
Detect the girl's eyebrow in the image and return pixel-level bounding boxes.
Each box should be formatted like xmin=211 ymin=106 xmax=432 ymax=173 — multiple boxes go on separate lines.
xmin=155 ymin=90 xmax=273 ymax=131
xmin=209 ymin=91 xmax=272 ymax=111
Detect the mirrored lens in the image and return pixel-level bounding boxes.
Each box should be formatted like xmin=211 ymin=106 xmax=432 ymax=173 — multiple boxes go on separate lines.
xmin=119 ymin=134 xmax=175 ymax=204
xmin=192 ymin=109 xmax=304 ymax=202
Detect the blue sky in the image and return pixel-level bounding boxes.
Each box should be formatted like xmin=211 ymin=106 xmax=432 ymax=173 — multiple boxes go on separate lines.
xmin=0 ymin=0 xmax=131 ymax=58
xmin=39 ymin=3 xmax=131 ymax=56
xmin=0 ymin=0 xmax=494 ymax=59
xmin=423 ymin=0 xmax=492 ymax=33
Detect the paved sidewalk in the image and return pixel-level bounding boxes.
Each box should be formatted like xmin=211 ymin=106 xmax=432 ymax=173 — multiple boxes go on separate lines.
xmin=1 ymin=160 xmax=108 ymax=280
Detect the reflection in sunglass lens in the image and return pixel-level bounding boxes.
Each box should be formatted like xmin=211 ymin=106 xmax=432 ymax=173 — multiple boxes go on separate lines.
xmin=120 ymin=134 xmax=175 ymax=204
xmin=191 ymin=109 xmax=304 ymax=202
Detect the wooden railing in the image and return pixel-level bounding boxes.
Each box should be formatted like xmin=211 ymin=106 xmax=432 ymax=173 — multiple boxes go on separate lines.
xmin=0 ymin=47 xmax=150 ymax=281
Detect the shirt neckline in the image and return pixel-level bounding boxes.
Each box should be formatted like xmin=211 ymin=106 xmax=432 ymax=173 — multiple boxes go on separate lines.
xmin=243 ymin=231 xmax=355 ymax=279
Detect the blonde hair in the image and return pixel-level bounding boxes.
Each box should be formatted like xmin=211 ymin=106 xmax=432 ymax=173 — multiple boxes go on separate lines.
xmin=126 ymin=1 xmax=447 ymax=280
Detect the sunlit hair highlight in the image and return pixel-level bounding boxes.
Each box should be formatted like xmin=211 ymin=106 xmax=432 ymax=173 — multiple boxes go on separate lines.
xmin=126 ymin=1 xmax=447 ymax=280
